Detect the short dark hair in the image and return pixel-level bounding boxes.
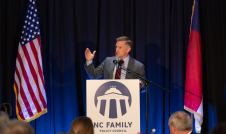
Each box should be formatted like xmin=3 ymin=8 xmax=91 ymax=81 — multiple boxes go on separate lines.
xmin=69 ymin=116 xmax=94 ymax=134
xmin=116 ymin=36 xmax=133 ymax=48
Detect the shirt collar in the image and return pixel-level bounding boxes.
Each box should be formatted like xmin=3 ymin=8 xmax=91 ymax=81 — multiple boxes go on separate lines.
xmin=117 ymin=55 xmax=129 ymax=62
xmin=122 ymin=55 xmax=129 ymax=63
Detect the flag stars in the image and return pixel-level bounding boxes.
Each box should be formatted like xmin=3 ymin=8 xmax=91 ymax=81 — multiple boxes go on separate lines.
xmin=20 ymin=0 xmax=40 ymax=45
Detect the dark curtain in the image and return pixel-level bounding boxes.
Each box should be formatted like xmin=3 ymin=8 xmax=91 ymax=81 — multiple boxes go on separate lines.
xmin=200 ymin=0 xmax=226 ymax=132
xmin=0 ymin=0 xmax=225 ymax=134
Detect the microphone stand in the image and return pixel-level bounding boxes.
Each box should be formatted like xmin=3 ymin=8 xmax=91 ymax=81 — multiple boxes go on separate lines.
xmin=113 ymin=60 xmax=167 ymax=134
xmin=119 ymin=66 xmax=168 ymax=134
xmin=119 ymin=66 xmax=150 ymax=134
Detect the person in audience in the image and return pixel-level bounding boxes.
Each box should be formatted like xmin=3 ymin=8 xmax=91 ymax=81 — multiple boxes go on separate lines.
xmin=69 ymin=116 xmax=94 ymax=134
xmin=3 ymin=119 xmax=34 ymax=134
xmin=0 ymin=111 xmax=10 ymax=132
xmin=168 ymin=111 xmax=192 ymax=134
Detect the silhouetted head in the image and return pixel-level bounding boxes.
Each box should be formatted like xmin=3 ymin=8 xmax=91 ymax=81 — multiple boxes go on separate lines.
xmin=69 ymin=116 xmax=94 ymax=134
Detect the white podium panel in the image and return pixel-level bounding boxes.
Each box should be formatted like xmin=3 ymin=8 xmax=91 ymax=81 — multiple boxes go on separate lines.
xmin=87 ymin=79 xmax=140 ymax=134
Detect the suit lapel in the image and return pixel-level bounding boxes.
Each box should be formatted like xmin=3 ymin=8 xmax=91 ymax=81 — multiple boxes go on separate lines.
xmin=126 ymin=57 xmax=134 ymax=79
xmin=109 ymin=57 xmax=117 ymax=79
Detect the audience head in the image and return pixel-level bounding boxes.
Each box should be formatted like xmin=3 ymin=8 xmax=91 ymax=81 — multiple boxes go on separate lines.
xmin=0 ymin=111 xmax=10 ymax=132
xmin=3 ymin=119 xmax=34 ymax=134
xmin=168 ymin=111 xmax=192 ymax=134
xmin=211 ymin=122 xmax=226 ymax=134
xmin=69 ymin=116 xmax=94 ymax=134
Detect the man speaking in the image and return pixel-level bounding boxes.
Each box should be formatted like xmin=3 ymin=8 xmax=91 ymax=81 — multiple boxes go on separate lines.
xmin=84 ymin=36 xmax=145 ymax=83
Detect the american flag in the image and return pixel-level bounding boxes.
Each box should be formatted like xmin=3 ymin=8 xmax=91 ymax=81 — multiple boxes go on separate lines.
xmin=184 ymin=0 xmax=203 ymax=133
xmin=14 ymin=0 xmax=47 ymax=121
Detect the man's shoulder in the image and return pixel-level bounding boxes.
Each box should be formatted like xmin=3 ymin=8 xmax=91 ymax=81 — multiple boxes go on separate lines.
xmin=104 ymin=56 xmax=116 ymax=62
xmin=105 ymin=56 xmax=115 ymax=60
xmin=130 ymin=57 xmax=144 ymax=67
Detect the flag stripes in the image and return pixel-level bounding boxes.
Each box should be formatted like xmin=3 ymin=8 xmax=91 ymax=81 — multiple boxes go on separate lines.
xmin=14 ymin=38 xmax=47 ymax=121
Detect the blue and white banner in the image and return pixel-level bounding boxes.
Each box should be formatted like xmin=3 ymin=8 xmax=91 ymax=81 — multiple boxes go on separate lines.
xmin=87 ymin=79 xmax=140 ymax=134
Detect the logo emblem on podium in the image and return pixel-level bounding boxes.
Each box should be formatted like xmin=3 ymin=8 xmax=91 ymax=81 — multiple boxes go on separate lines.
xmin=94 ymin=81 xmax=132 ymax=118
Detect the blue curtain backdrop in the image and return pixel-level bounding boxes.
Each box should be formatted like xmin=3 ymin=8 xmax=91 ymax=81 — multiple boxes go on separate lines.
xmin=0 ymin=0 xmax=226 ymax=134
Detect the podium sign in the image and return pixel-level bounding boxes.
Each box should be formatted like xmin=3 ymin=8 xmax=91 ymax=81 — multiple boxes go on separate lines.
xmin=87 ymin=79 xmax=140 ymax=134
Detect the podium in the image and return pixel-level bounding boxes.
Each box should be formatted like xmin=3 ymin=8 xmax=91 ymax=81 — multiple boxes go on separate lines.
xmin=87 ymin=79 xmax=140 ymax=134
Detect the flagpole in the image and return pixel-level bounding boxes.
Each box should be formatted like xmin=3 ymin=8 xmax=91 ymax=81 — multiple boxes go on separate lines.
xmin=145 ymin=83 xmax=150 ymax=134
xmin=191 ymin=113 xmax=194 ymax=132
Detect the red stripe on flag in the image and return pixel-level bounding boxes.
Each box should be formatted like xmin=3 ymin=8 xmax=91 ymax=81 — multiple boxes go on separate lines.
xmin=17 ymin=51 xmax=42 ymax=113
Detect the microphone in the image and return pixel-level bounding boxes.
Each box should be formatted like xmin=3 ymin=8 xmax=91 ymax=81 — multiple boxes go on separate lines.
xmin=113 ymin=60 xmax=124 ymax=66
xmin=113 ymin=60 xmax=118 ymax=65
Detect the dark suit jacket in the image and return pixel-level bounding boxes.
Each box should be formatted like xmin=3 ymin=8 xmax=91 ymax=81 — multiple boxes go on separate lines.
xmin=84 ymin=56 xmax=145 ymax=80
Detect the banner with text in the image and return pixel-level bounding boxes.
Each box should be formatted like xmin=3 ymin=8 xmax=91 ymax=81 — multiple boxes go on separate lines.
xmin=87 ymin=79 xmax=140 ymax=134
